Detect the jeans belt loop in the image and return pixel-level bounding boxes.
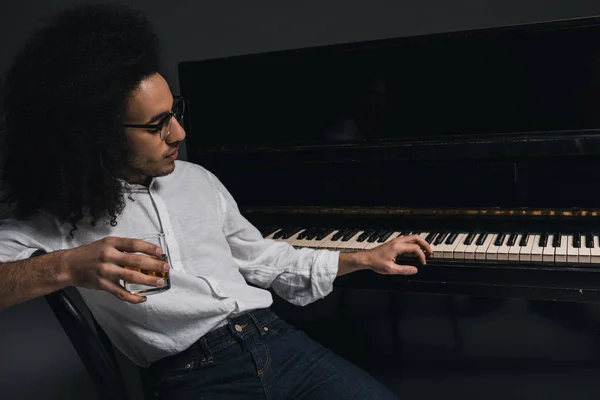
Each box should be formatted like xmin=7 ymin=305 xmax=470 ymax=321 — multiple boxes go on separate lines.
xmin=200 ymin=336 xmax=213 ymax=363
xmin=248 ymin=312 xmax=267 ymax=336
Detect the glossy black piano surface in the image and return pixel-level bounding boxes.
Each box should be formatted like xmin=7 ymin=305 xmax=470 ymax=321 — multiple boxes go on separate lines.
xmin=179 ymin=17 xmax=600 ymax=399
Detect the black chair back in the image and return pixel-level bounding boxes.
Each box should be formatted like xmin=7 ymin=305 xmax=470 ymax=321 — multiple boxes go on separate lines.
xmin=32 ymin=250 xmax=133 ymax=399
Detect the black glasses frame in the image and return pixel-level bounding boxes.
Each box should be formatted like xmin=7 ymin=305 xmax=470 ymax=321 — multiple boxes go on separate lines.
xmin=122 ymin=95 xmax=185 ymax=139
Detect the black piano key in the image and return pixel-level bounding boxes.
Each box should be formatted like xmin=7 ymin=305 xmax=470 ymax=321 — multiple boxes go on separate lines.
xmin=315 ymin=228 xmax=333 ymax=240
xmin=316 ymin=228 xmax=335 ymax=241
xmin=378 ymin=230 xmax=394 ymax=243
xmin=445 ymin=232 xmax=459 ymax=245
xmin=434 ymin=232 xmax=448 ymax=245
xmin=425 ymin=232 xmax=438 ymax=244
xmin=273 ymin=226 xmax=290 ymax=239
xmin=573 ymin=233 xmax=581 ymax=248
xmin=261 ymin=227 xmax=280 ymax=237
xmin=507 ymin=233 xmax=518 ymax=246
xmin=357 ymin=229 xmax=375 ymax=242
xmin=538 ymin=233 xmax=547 ymax=247
xmin=585 ymin=233 xmax=594 ymax=248
xmin=282 ymin=226 xmax=304 ymax=239
xmin=332 ymin=228 xmax=350 ymax=241
xmin=342 ymin=229 xmax=359 ymax=242
xmin=400 ymin=230 xmax=412 ymax=236
xmin=309 ymin=227 xmax=322 ymax=240
xmin=273 ymin=228 xmax=287 ymax=239
xmin=464 ymin=233 xmax=476 ymax=245
xmin=367 ymin=229 xmax=384 ymax=243
xmin=475 ymin=233 xmax=488 ymax=246
xmin=552 ymin=234 xmax=561 ymax=247
xmin=494 ymin=233 xmax=506 ymax=246
xmin=519 ymin=234 xmax=529 ymax=247
xmin=298 ymin=228 xmax=313 ymax=240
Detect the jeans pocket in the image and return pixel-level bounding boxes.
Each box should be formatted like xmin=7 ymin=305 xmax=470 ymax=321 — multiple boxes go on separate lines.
xmin=154 ymin=364 xmax=195 ymax=393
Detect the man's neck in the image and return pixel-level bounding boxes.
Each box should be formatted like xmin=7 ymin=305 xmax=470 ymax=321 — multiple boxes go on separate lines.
xmin=121 ymin=170 xmax=152 ymax=187
xmin=129 ymin=177 xmax=152 ymax=187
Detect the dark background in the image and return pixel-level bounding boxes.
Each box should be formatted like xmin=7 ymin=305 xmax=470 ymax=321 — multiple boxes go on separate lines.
xmin=4 ymin=1 xmax=600 ymax=399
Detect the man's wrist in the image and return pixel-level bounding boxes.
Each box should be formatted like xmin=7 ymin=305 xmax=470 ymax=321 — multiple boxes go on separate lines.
xmin=337 ymin=251 xmax=371 ymax=276
xmin=54 ymin=249 xmax=74 ymax=287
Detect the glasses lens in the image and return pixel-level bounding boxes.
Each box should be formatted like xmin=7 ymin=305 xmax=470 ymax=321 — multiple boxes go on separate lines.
xmin=162 ymin=115 xmax=173 ymax=140
xmin=174 ymin=99 xmax=185 ymax=123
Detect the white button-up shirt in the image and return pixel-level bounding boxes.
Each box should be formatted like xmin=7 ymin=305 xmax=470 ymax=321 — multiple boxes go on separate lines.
xmin=0 ymin=161 xmax=339 ymax=367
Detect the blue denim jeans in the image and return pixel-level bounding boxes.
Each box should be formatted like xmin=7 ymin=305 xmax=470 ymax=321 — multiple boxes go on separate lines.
xmin=149 ymin=308 xmax=398 ymax=399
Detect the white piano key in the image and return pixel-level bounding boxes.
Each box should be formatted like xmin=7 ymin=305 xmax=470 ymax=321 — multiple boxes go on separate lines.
xmin=306 ymin=230 xmax=338 ymax=249
xmin=442 ymin=233 xmax=466 ymax=259
xmin=529 ymin=235 xmax=544 ymax=262
xmin=497 ymin=234 xmax=512 ymax=261
xmin=567 ymin=235 xmax=579 ymax=263
xmin=339 ymin=231 xmax=369 ymax=252
xmin=486 ymin=234 xmax=501 ymax=260
xmin=591 ymin=236 xmax=600 ymax=264
xmin=384 ymin=231 xmax=402 ymax=244
xmin=316 ymin=230 xmax=344 ymax=250
xmin=280 ymin=230 xmax=307 ymax=248
xmin=464 ymin=234 xmax=479 ymax=260
xmin=579 ymin=235 xmax=591 ymax=264
xmin=363 ymin=231 xmax=398 ymax=250
xmin=519 ymin=234 xmax=535 ymax=262
xmin=555 ymin=235 xmax=567 ymax=263
xmin=265 ymin=229 xmax=282 ymax=240
xmin=508 ymin=234 xmax=524 ymax=262
xmin=351 ymin=230 xmax=377 ymax=250
xmin=429 ymin=233 xmax=450 ymax=259
xmin=318 ymin=230 xmax=352 ymax=250
xmin=542 ymin=235 xmax=555 ymax=263
xmin=289 ymin=230 xmax=316 ymax=249
xmin=475 ymin=233 xmax=495 ymax=260
xmin=453 ymin=234 xmax=469 ymax=260
xmin=362 ymin=232 xmax=391 ymax=250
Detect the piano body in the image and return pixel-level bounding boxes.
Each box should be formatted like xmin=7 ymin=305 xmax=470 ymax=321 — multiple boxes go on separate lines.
xmin=180 ymin=17 xmax=600 ymax=398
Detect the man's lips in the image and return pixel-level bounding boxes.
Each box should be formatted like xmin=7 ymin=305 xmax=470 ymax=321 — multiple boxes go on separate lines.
xmin=166 ymin=148 xmax=178 ymax=158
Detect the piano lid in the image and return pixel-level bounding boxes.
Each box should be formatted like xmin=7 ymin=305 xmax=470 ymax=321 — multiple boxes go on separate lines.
xmin=179 ymin=17 xmax=600 ymax=151
xmin=178 ymin=17 xmax=600 ymax=211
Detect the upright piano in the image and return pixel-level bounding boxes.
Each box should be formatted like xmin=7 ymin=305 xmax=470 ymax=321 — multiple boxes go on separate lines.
xmin=180 ymin=17 xmax=600 ymax=399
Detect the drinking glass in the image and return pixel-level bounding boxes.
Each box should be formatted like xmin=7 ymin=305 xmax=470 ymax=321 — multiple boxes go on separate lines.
xmin=122 ymin=233 xmax=171 ymax=295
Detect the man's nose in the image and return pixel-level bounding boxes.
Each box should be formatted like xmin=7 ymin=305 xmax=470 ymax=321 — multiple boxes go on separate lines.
xmin=167 ymin=118 xmax=186 ymax=143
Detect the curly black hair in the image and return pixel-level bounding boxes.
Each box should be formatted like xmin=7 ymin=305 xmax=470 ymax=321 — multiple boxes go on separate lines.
xmin=0 ymin=2 xmax=162 ymax=230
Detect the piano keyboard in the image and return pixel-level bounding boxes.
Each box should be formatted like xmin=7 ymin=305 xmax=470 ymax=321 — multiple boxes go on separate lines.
xmin=260 ymin=227 xmax=600 ymax=265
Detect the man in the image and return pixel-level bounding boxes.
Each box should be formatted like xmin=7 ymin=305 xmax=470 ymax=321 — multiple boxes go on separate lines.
xmin=0 ymin=4 xmax=431 ymax=399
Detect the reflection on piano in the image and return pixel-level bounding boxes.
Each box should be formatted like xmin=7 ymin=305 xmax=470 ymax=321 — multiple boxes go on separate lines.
xmin=179 ymin=16 xmax=600 ymax=399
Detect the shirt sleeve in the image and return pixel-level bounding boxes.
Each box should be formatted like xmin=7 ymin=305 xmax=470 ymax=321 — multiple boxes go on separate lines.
xmin=206 ymin=171 xmax=339 ymax=306
xmin=0 ymin=212 xmax=65 ymax=263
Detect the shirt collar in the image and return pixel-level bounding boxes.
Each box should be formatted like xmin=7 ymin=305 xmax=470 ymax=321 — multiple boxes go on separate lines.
xmin=117 ymin=178 xmax=153 ymax=192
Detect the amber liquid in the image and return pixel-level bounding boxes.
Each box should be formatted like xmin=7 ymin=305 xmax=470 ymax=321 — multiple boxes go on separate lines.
xmin=123 ymin=254 xmax=171 ymax=295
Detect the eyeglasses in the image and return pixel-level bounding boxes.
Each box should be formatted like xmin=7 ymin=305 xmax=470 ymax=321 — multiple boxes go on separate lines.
xmin=122 ymin=96 xmax=185 ymax=140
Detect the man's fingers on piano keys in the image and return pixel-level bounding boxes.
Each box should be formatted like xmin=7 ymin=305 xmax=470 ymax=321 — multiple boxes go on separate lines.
xmin=392 ymin=241 xmax=429 ymax=264
xmin=397 ymin=235 xmax=433 ymax=256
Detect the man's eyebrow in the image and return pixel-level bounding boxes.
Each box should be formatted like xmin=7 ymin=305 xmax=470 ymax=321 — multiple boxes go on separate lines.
xmin=146 ymin=111 xmax=170 ymax=124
